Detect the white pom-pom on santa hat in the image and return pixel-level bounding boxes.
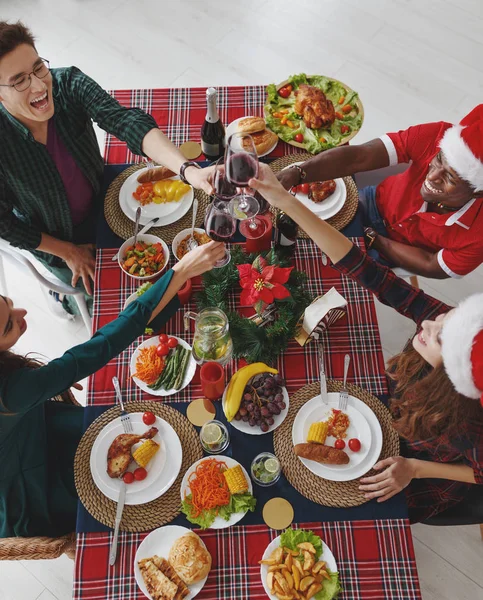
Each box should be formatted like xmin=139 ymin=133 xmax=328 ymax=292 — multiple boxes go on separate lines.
xmin=439 ymin=104 xmax=483 ymax=192
xmin=440 ymin=293 xmax=483 ymax=405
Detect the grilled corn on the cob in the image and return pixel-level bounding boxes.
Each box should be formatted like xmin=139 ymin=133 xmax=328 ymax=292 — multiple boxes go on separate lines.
xmin=133 ymin=439 xmax=160 ymax=467
xmin=307 ymin=421 xmax=328 ymax=444
xmin=223 ymin=465 xmax=248 ymax=494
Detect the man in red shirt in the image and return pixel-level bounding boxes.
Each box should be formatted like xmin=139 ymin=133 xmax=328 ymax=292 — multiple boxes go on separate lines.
xmin=277 ymin=105 xmax=483 ymax=279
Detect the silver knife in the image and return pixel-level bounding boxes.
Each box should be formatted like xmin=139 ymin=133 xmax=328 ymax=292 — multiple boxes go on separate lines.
xmin=109 ymin=481 xmax=126 ymax=566
xmin=318 ymin=340 xmax=328 ymax=404
xmin=111 ymin=217 xmax=160 ymax=261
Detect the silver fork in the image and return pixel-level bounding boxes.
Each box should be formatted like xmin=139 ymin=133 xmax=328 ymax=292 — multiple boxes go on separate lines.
xmin=112 ymin=376 xmax=133 ymax=433
xmin=338 ymin=354 xmax=351 ymax=411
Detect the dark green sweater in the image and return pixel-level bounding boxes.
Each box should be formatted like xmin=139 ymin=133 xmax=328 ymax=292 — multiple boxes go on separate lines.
xmin=0 ymin=66 xmax=157 ymax=266
xmin=0 ymin=270 xmax=179 ymax=538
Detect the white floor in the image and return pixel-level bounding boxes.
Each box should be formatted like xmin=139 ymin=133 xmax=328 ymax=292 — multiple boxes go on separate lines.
xmin=0 ymin=0 xmax=482 ymax=598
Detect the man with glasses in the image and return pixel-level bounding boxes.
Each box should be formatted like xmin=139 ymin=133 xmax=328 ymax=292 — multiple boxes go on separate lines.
xmin=0 ymin=21 xmax=213 ymax=315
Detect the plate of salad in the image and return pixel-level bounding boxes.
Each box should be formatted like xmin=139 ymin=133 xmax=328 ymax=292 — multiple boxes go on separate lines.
xmin=264 ymin=73 xmax=364 ymax=154
xmin=130 ymin=334 xmax=196 ymax=397
xmin=180 ymin=456 xmax=256 ymax=529
xmin=260 ymin=528 xmax=341 ymax=600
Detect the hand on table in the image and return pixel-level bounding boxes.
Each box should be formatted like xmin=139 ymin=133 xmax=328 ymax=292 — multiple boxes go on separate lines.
xmin=359 ymin=456 xmax=416 ymax=502
xmin=174 ymin=240 xmax=225 ymax=278
xmin=64 ymin=243 xmax=96 ymax=296
xmin=249 ymin=163 xmax=294 ymax=209
xmin=186 ymin=165 xmax=215 ymax=195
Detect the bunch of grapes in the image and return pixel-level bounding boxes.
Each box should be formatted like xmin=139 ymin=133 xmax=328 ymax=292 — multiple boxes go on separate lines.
xmin=234 ymin=373 xmax=286 ymax=432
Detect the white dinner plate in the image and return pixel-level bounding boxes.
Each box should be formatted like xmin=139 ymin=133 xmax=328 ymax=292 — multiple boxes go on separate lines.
xmin=130 ymin=336 xmax=196 ymax=397
xmin=281 ymin=162 xmax=346 ymax=220
xmin=221 ymin=385 xmax=289 ymax=436
xmin=90 ymin=413 xmax=182 ymax=505
xmin=180 ymin=456 xmax=253 ymax=529
xmin=225 ymin=117 xmax=279 ymax=158
xmin=292 ymin=392 xmax=382 ymax=481
xmin=119 ymin=168 xmax=194 ymax=227
xmin=260 ymin=534 xmax=338 ymax=600
xmin=134 ymin=525 xmax=209 ymax=600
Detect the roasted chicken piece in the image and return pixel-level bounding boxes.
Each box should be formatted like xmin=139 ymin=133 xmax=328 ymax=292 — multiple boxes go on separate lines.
xmin=294 ymin=84 xmax=335 ymax=129
xmin=309 ymin=180 xmax=336 ymax=203
xmin=107 ymin=427 xmax=158 ymax=478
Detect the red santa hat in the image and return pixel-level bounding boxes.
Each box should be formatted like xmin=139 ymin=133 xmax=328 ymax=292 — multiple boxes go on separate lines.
xmin=439 ymin=104 xmax=483 ymax=192
xmin=440 ymin=294 xmax=483 ymax=406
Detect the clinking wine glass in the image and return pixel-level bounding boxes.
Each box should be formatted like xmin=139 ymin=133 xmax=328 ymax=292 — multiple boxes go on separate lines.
xmin=225 ymin=132 xmax=260 ymax=220
xmin=204 ymin=201 xmax=236 ymax=268
xmin=212 ymin=156 xmax=237 ymax=202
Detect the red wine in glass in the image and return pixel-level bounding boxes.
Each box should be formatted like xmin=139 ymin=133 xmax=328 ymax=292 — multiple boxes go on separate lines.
xmin=226 ymin=152 xmax=259 ymax=187
xmin=205 ymin=202 xmax=236 ymax=267
xmin=225 ymin=133 xmax=260 ymax=220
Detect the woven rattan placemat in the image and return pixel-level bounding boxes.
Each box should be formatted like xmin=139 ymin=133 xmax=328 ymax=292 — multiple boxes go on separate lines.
xmin=269 ymin=153 xmax=359 ymax=236
xmin=104 ymin=164 xmax=211 ymax=244
xmin=74 ymin=401 xmax=203 ymax=532
xmin=273 ymin=381 xmax=399 ymax=508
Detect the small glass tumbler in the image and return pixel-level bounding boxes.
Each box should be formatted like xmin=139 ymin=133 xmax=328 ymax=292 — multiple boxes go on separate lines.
xmin=200 ymin=419 xmax=230 ymax=454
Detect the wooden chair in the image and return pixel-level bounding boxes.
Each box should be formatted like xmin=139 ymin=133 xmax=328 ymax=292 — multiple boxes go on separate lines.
xmin=354 ymin=163 xmax=420 ymax=288
xmin=0 ymin=391 xmax=80 ymax=561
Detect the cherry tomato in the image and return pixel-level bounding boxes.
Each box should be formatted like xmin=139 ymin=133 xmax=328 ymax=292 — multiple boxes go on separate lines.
xmin=156 ymin=343 xmax=169 ymax=357
xmin=142 ymin=411 xmax=156 ymax=425
xmin=348 ymin=438 xmax=361 ymax=452
xmin=294 ymin=133 xmax=304 ymax=143
xmin=134 ymin=467 xmax=147 ymax=481
xmin=123 ymin=472 xmax=135 ymax=484
xmin=334 ymin=439 xmax=346 ymax=450
xmin=167 ymin=337 xmax=178 ymax=348
xmin=278 ymin=86 xmax=291 ymax=98
xmin=341 ymin=124 xmax=350 ymax=134
xmin=159 ymin=333 xmax=168 ymax=343
xmin=300 ymin=183 xmax=310 ymax=194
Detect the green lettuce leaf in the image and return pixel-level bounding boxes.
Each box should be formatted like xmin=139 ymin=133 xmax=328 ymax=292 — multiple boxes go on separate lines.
xmin=288 ymin=73 xmax=309 ymax=88
xmin=280 ymin=527 xmax=323 ymax=560
xmin=266 ymin=83 xmax=279 ymax=105
xmin=136 ymin=281 xmax=153 ymax=296
xmin=316 ymin=570 xmax=341 ymax=600
xmin=181 ymin=492 xmax=256 ymax=529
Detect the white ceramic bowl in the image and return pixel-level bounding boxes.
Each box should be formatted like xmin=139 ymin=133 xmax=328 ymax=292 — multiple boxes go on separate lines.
xmin=118 ymin=233 xmax=170 ymax=282
xmin=171 ymin=227 xmax=209 ymax=261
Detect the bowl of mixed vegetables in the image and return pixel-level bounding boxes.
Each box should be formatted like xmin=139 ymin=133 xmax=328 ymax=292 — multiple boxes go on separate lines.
xmin=118 ymin=234 xmax=170 ymax=281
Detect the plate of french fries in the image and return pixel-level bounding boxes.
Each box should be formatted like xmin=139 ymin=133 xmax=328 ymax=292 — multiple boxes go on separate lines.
xmin=259 ymin=529 xmax=339 ymax=600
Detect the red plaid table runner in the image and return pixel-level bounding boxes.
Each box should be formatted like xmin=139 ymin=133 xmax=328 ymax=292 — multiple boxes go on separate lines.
xmin=87 ymin=239 xmax=388 ymax=403
xmin=75 ymin=521 xmax=420 ymax=599
xmin=104 ymin=86 xmax=302 ymax=164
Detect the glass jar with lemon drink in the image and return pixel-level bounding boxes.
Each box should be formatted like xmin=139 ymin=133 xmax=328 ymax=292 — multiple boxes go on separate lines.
xmin=200 ymin=420 xmax=230 ymax=454
xmin=251 ymin=452 xmax=281 ymax=486
xmin=184 ymin=308 xmax=233 ymax=365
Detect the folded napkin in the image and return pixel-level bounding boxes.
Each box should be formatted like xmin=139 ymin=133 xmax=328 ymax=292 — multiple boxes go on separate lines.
xmin=295 ymin=288 xmax=347 ymax=346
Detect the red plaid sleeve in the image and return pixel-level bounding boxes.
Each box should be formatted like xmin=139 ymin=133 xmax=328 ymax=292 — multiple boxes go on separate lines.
xmin=461 ymin=424 xmax=483 ymax=484
xmin=335 ymin=246 xmax=451 ymax=327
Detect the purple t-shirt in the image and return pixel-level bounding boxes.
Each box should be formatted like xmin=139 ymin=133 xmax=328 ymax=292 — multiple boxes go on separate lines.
xmin=46 ymin=118 xmax=93 ymax=226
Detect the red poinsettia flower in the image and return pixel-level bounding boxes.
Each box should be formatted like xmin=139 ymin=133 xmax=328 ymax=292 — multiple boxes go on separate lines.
xmin=237 ymin=258 xmax=293 ymax=313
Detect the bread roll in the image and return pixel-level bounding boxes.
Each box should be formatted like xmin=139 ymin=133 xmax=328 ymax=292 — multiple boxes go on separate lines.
xmin=137 ymin=166 xmax=176 ymax=184
xmin=242 ymin=129 xmax=278 ymax=156
xmin=237 ymin=116 xmax=266 ymax=134
xmin=168 ymin=532 xmax=211 ymax=585
xmin=294 ymin=442 xmax=350 ymax=465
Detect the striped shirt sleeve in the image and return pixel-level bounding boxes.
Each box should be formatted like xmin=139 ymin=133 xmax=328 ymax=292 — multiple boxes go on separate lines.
xmin=65 ymin=67 xmax=158 ymax=157
xmin=0 ymin=176 xmax=42 ymax=249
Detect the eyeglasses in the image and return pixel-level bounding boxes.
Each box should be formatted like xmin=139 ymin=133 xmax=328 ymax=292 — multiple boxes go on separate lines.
xmin=0 ymin=58 xmax=50 ymax=93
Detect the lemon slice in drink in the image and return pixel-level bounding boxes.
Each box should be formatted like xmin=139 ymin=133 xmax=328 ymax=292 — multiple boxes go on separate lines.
xmin=264 ymin=458 xmax=280 ymax=474
xmin=202 ymin=423 xmax=222 ymax=445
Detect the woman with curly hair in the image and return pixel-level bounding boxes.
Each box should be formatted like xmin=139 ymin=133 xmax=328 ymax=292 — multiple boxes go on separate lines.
xmin=251 ymin=163 xmax=483 ymax=523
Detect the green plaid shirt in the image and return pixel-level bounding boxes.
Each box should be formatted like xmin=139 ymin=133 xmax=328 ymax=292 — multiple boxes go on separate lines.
xmin=0 ymin=66 xmax=156 ymax=263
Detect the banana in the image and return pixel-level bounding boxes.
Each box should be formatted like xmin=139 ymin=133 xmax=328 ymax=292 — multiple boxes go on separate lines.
xmin=224 ymin=362 xmax=278 ymax=421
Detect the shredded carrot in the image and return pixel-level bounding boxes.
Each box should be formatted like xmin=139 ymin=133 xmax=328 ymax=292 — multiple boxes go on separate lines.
xmin=185 ymin=458 xmax=231 ymax=517
xmin=133 ymin=346 xmax=165 ymax=384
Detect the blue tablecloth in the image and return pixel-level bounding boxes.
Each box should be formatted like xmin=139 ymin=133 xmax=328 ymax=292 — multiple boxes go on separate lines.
xmin=77 ymin=163 xmax=405 ymax=534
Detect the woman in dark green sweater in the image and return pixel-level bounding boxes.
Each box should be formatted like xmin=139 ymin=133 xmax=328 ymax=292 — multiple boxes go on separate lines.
xmin=0 ymin=241 xmax=224 ymax=539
